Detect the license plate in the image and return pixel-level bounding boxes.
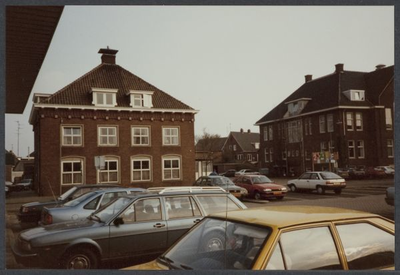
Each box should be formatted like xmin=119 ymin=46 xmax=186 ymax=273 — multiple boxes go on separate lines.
xmin=273 ymin=192 xmax=282 ymax=195
xmin=334 ymin=182 xmax=340 ymax=185
xmin=233 ymin=193 xmax=241 ymax=197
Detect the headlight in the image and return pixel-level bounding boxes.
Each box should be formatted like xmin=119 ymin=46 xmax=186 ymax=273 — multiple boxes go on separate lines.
xmin=281 ymin=187 xmax=287 ymax=191
xmin=240 ymin=188 xmax=248 ymax=195
xmin=22 ymin=207 xmax=30 ymax=213
xmin=263 ymin=189 xmax=272 ymax=192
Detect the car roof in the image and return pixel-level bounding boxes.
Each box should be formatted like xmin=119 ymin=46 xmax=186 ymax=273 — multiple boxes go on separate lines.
xmin=76 ymin=184 xmax=120 ymax=188
xmin=209 ymin=205 xmax=380 ymax=229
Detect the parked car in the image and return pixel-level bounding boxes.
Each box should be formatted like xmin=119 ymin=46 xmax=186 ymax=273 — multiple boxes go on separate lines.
xmin=12 ymin=186 xmax=247 ymax=269
xmin=18 ymin=184 xmax=120 ymax=223
xmin=235 ymin=169 xmax=259 ymax=176
xmin=258 ymin=168 xmax=269 ymax=176
xmin=233 ymin=175 xmax=287 ymax=200
xmin=333 ymin=168 xmax=349 ymax=179
xmin=348 ymin=166 xmax=366 ymax=179
xmin=41 ymin=188 xmax=145 ymax=225
xmin=385 ymin=187 xmax=394 ymax=206
xmin=365 ymin=167 xmax=387 ymax=178
xmin=219 ymin=169 xmax=236 ymax=177
xmin=14 ymin=179 xmax=33 ymax=191
xmin=194 ymin=176 xmax=248 ymax=199
xmin=124 ymin=206 xmax=394 ymax=270
xmin=376 ymin=166 xmax=395 ymax=177
xmin=287 ymin=171 xmax=346 ymax=194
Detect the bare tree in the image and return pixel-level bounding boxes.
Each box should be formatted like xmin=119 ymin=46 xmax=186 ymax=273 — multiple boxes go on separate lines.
xmin=195 ymin=129 xmax=222 ymax=175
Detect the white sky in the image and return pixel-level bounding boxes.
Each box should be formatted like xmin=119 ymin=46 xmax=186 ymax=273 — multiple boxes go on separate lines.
xmin=5 ymin=5 xmax=394 ymax=158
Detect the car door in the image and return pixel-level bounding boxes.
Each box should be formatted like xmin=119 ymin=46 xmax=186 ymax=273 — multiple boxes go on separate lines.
xmin=108 ymin=198 xmax=167 ymax=259
xmin=165 ymin=196 xmax=203 ymax=247
xmin=296 ymin=173 xmax=311 ymax=189
xmin=308 ymin=173 xmax=321 ymax=189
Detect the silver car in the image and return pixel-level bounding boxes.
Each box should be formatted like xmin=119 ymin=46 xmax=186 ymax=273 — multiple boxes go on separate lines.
xmin=41 ymin=188 xmax=145 ymax=225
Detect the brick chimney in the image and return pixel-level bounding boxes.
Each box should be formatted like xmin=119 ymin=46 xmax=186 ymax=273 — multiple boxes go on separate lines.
xmin=247 ymin=129 xmax=251 ymax=133
xmin=375 ymin=64 xmax=386 ymax=70
xmin=98 ymin=47 xmax=118 ymax=64
xmin=335 ymin=63 xmax=344 ymax=73
xmin=305 ymin=75 xmax=313 ymax=83
xmin=240 ymin=128 xmax=243 ymax=133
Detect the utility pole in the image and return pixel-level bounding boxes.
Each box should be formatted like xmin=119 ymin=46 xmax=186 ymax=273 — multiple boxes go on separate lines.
xmin=16 ymin=121 xmax=22 ymax=157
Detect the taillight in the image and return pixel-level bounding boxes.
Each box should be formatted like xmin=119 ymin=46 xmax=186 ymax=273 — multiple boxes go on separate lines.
xmin=44 ymin=213 xmax=53 ymax=224
xmin=326 ymin=181 xmax=333 ymax=185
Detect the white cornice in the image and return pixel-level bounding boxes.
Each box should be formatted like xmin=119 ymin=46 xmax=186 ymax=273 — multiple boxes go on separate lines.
xmin=255 ymin=105 xmax=385 ymax=126
xmin=91 ymin=87 xmax=118 ymax=93
xmin=127 ymin=90 xmax=154 ymax=96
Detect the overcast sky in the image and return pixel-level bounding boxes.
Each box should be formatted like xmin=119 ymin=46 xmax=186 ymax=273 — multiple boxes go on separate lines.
xmin=5 ymin=5 xmax=394 ymax=158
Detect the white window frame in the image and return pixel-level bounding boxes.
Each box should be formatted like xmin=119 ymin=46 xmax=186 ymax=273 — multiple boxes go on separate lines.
xmin=233 ymin=144 xmax=237 ymax=151
xmin=348 ymin=140 xmax=355 ymax=159
xmin=346 ymin=112 xmax=354 ymax=131
xmin=98 ymin=126 xmax=118 ymax=146
xmin=264 ymin=127 xmax=268 ymax=141
xmin=319 ymin=115 xmax=326 ymax=133
xmin=98 ymin=157 xmax=120 ymax=184
xmin=320 ymin=141 xmax=327 ymax=151
xmin=162 ymin=155 xmax=181 ymax=181
xmin=163 ymin=127 xmax=180 ymax=146
xmin=327 ymin=114 xmax=334 ymax=133
xmin=92 ymin=88 xmax=118 ymax=107
xmin=385 ymin=108 xmax=393 ymax=130
xmin=62 ymin=125 xmax=83 ymax=146
xmin=61 ymin=158 xmax=84 ymax=185
xmin=351 ymin=90 xmax=365 ymax=101
xmin=131 ymin=126 xmax=151 ymax=146
xmin=264 ymin=148 xmax=269 ymax=163
xmin=247 ymin=154 xmax=252 ymax=161
xmin=387 ymin=139 xmax=394 ymax=158
xmin=269 ymin=148 xmax=273 ymax=162
xmin=129 ymin=90 xmax=154 ymax=108
xmin=131 ymin=156 xmax=152 ymax=182
xmin=269 ymin=126 xmax=273 ymax=141
xmin=355 ymin=112 xmax=363 ymax=131
xmin=237 ymin=154 xmax=243 ymax=160
xmin=356 ymin=140 xmax=365 ymax=159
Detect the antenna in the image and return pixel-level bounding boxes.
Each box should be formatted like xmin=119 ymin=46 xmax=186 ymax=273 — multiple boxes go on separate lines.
xmin=16 ymin=121 xmax=22 ymax=157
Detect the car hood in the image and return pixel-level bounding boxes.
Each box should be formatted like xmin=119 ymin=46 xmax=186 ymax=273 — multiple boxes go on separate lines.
xmin=222 ymin=185 xmax=243 ymax=191
xmin=20 ymin=219 xmax=99 ymax=241
xmin=254 ymin=183 xmax=284 ymax=189
xmin=123 ymin=260 xmax=166 ymax=270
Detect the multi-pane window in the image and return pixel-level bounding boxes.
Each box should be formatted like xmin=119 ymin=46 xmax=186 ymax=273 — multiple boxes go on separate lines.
xmin=99 ymin=158 xmax=119 ymax=183
xmin=265 ymin=148 xmax=269 ymax=163
xmin=264 ymin=127 xmax=268 ymax=141
xmin=132 ymin=157 xmax=151 ymax=181
xmin=305 ymin=117 xmax=312 ymax=136
xmin=346 ymin=112 xmax=354 ymax=131
xmin=237 ymin=154 xmax=243 ymax=160
xmin=163 ymin=127 xmax=179 ymax=146
xmin=269 ymin=126 xmax=273 ymax=141
xmin=163 ymin=156 xmax=181 ymax=180
xmin=387 ymin=139 xmax=394 ymax=158
xmin=355 ymin=113 xmax=363 ymax=131
xmin=98 ymin=126 xmax=117 ymax=146
xmin=320 ymin=141 xmax=327 ymax=151
xmin=62 ymin=126 xmax=82 ymax=146
xmin=356 ymin=140 xmax=365 ymax=159
xmin=61 ymin=159 xmax=83 ymax=185
xmin=233 ymin=145 xmax=237 ymax=151
xmin=132 ymin=127 xmax=150 ymax=146
xmin=270 ymin=148 xmax=274 ymax=162
xmin=129 ymin=91 xmax=153 ymax=108
xmin=133 ymin=94 xmax=144 ymax=107
xmin=95 ymin=92 xmax=115 ymax=107
xmin=327 ymin=114 xmax=334 ymax=132
xmin=348 ymin=140 xmax=355 ymax=159
xmin=385 ymin=108 xmax=393 ymax=130
xmin=319 ymin=115 xmax=326 ymax=133
xmin=288 ymin=120 xmax=302 ymax=143
xmin=247 ymin=154 xmax=252 ymax=161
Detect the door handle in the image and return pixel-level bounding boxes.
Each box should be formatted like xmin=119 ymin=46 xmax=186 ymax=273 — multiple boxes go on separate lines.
xmin=193 ymin=219 xmax=201 ymax=224
xmin=153 ymin=223 xmax=166 ymax=228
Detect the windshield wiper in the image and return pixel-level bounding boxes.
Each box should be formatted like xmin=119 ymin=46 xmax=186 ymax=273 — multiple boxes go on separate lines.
xmin=158 ymin=256 xmax=178 ymax=269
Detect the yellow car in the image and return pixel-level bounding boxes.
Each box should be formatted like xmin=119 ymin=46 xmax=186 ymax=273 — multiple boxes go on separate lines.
xmin=123 ymin=206 xmax=394 ymax=270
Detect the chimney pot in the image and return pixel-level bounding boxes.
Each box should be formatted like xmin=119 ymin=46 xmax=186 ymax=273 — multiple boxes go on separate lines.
xmin=98 ymin=47 xmax=118 ymax=64
xmin=240 ymin=128 xmax=243 ymax=133
xmin=305 ymin=75 xmax=313 ymax=83
xmin=376 ymin=64 xmax=386 ymax=70
xmin=247 ymin=129 xmax=251 ymax=133
xmin=335 ymin=63 xmax=344 ymax=73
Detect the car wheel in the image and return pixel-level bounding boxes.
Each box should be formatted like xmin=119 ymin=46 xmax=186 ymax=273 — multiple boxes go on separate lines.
xmin=289 ymin=185 xmax=297 ymax=192
xmin=254 ymin=192 xmax=261 ymax=200
xmin=334 ymin=189 xmax=342 ymax=195
xmin=316 ymin=186 xmax=325 ymax=195
xmin=63 ymin=248 xmax=99 ymax=269
xmin=202 ymin=232 xmax=226 ymax=252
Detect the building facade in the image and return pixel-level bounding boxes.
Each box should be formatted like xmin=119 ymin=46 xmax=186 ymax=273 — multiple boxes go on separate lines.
xmin=30 ymin=48 xmax=197 ymax=196
xmin=256 ymin=64 xmax=394 ymax=177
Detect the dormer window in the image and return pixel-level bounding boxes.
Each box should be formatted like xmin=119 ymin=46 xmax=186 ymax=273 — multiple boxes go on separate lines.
xmin=343 ymin=90 xmax=365 ymax=101
xmin=285 ymin=98 xmax=311 ymax=117
xmin=128 ymin=90 xmax=154 ymax=108
xmin=92 ymin=88 xmax=118 ymax=107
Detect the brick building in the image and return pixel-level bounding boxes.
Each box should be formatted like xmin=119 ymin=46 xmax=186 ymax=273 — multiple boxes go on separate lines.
xmin=222 ymin=129 xmax=260 ymax=165
xmin=29 ymin=48 xmax=197 ymax=196
xmin=256 ymin=64 xmax=394 ymax=177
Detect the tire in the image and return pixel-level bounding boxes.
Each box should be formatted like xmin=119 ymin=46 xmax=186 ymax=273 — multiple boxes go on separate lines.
xmin=334 ymin=189 xmax=342 ymax=195
xmin=289 ymin=185 xmax=297 ymax=192
xmin=316 ymin=186 xmax=325 ymax=195
xmin=254 ymin=192 xmax=261 ymax=200
xmin=62 ymin=247 xmax=99 ymax=269
xmin=202 ymin=232 xmax=226 ymax=252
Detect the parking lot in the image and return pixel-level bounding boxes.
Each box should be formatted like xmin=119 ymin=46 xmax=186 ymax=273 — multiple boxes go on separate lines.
xmin=5 ymin=177 xmax=394 ymax=269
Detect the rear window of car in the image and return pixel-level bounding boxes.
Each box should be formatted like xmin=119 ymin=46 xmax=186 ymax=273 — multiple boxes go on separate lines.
xmin=320 ymin=172 xmax=342 ymax=180
xmin=64 ymin=192 xmax=98 ymax=207
xmin=196 ymin=195 xmax=242 ymax=215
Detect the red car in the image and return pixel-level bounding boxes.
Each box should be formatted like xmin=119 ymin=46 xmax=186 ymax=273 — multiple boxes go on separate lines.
xmin=233 ymin=175 xmax=287 ymax=200
xmin=365 ymin=167 xmax=387 ymax=178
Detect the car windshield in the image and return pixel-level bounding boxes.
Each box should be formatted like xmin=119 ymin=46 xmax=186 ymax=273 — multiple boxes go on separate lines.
xmin=91 ymin=197 xmax=132 ymax=222
xmin=213 ymin=177 xmax=235 ymax=186
xmin=64 ymin=191 xmax=98 ymax=207
xmin=320 ymin=172 xmax=342 ymax=180
xmin=160 ymin=218 xmax=270 ymax=270
xmin=252 ymin=176 xmax=273 ymax=184
xmin=58 ymin=187 xmax=78 ymax=201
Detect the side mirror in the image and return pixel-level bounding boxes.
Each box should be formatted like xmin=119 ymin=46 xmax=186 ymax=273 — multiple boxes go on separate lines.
xmin=113 ymin=217 xmax=124 ymax=226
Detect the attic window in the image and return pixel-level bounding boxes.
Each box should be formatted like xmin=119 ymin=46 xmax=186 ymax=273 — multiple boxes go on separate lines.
xmin=128 ymin=90 xmax=154 ymax=108
xmin=285 ymin=98 xmax=311 ymax=117
xmin=92 ymin=88 xmax=118 ymax=107
xmin=343 ymin=90 xmax=365 ymax=101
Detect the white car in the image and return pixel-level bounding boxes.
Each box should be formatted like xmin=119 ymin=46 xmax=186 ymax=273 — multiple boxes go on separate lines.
xmin=235 ymin=169 xmax=259 ymax=176
xmin=377 ymin=166 xmax=394 ymax=176
xmin=287 ymin=171 xmax=346 ymax=195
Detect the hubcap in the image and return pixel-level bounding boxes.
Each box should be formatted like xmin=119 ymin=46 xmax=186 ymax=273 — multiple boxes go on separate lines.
xmin=68 ymin=255 xmax=90 ymax=269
